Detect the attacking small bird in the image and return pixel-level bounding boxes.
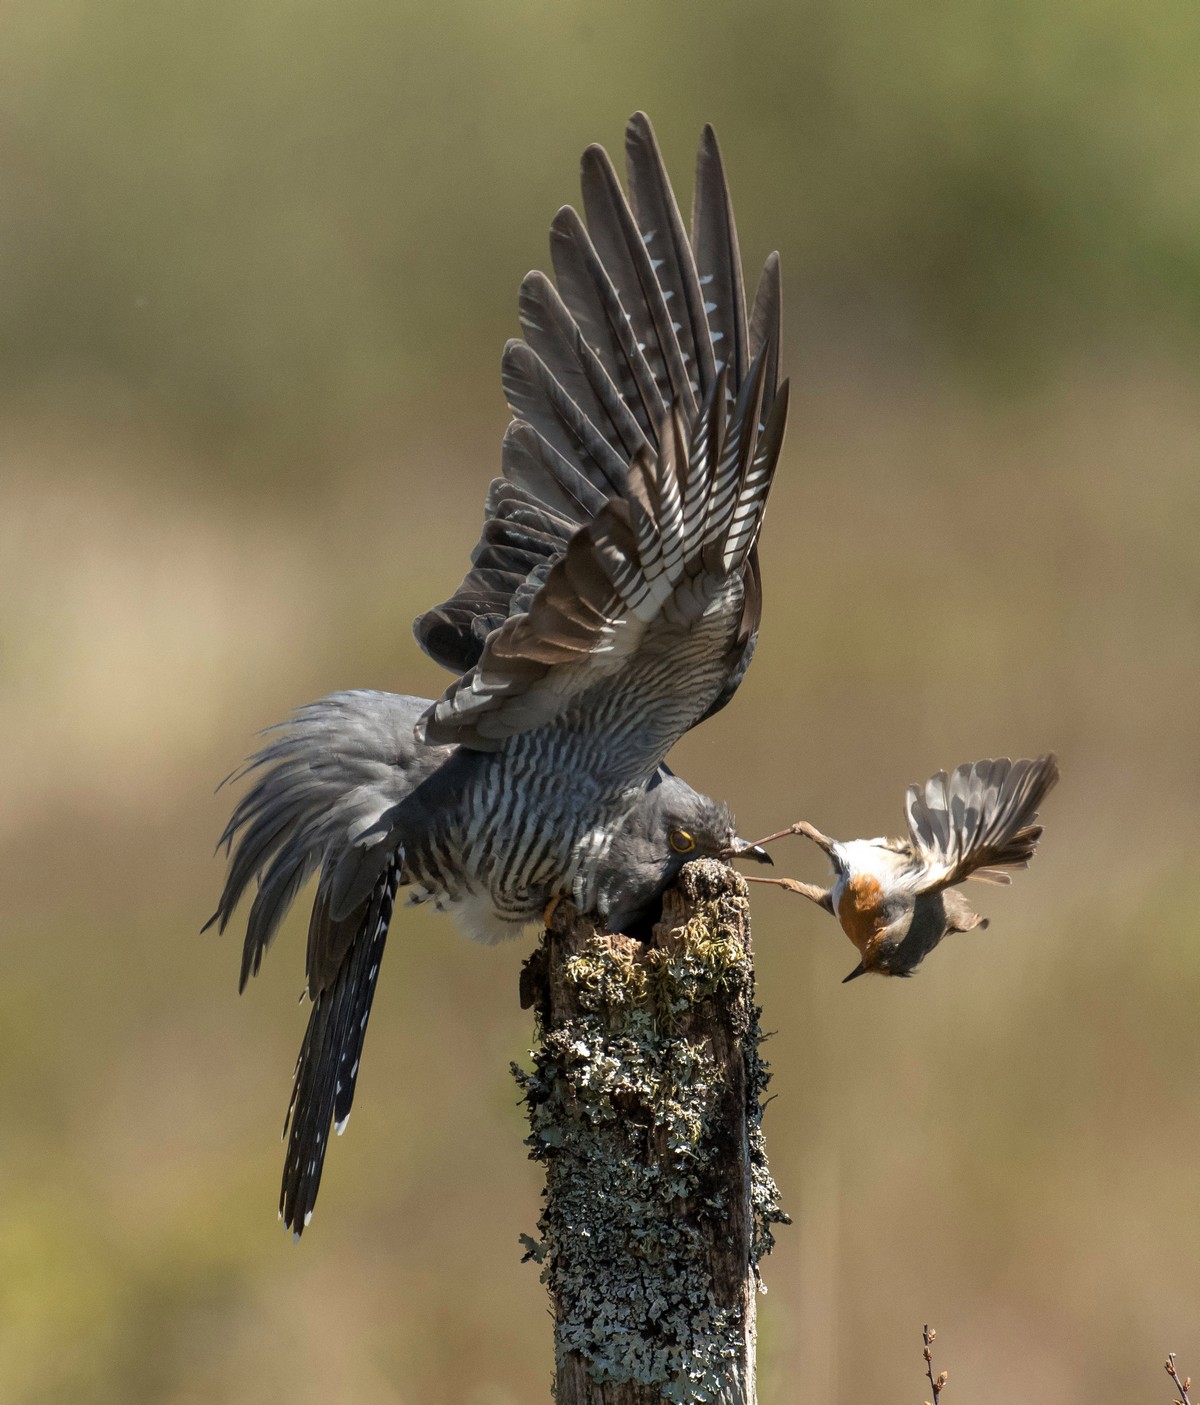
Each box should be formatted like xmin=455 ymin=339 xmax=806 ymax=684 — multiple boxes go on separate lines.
xmin=209 ymin=113 xmax=784 ymax=1233
xmin=750 ymin=756 xmax=1059 ymax=981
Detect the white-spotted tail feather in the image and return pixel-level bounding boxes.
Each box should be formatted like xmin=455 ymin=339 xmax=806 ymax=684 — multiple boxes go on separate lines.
xmin=280 ymin=856 xmax=401 ymax=1235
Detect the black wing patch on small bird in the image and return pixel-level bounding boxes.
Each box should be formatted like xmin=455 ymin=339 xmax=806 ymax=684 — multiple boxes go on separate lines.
xmin=905 ymin=754 xmax=1060 ymax=893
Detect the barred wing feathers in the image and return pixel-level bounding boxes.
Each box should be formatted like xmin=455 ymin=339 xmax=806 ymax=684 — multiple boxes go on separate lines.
xmin=420 ymin=360 xmax=787 ymax=761
xmin=413 ymin=112 xmax=786 ymax=758
xmin=413 ymin=112 xmax=784 ymax=735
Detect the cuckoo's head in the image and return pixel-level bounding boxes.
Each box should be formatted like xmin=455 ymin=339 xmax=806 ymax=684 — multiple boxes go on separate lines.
xmin=651 ymin=774 xmax=772 ymax=868
xmin=588 ymin=774 xmax=771 ymax=936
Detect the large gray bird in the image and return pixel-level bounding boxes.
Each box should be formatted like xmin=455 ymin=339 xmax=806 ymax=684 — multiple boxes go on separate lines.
xmin=208 ymin=113 xmax=788 ymax=1233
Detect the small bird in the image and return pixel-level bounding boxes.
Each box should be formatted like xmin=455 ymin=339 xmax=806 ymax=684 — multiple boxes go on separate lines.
xmin=208 ymin=113 xmax=784 ymax=1233
xmin=751 ymin=756 xmax=1059 ymax=981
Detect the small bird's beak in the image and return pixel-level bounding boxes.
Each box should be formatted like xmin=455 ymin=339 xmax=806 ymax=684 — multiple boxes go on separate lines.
xmin=795 ymin=821 xmax=836 ymax=854
xmin=842 ymin=962 xmax=867 ymax=983
xmin=726 ymin=837 xmax=774 ymax=866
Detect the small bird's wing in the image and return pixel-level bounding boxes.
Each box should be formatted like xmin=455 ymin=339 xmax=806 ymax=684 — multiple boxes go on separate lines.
xmin=413 ymin=113 xmax=786 ymax=761
xmin=904 ymin=754 xmax=1060 ymax=893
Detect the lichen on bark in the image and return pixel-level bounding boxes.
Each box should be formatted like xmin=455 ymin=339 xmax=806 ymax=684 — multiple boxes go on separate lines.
xmin=514 ymin=860 xmax=789 ymax=1404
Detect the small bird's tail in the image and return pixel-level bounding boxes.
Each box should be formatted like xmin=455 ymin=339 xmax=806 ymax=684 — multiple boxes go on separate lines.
xmin=905 ymin=754 xmax=1060 ymax=891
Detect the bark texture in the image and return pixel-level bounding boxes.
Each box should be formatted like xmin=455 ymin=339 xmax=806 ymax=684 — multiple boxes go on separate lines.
xmin=515 ymin=860 xmax=788 ymax=1404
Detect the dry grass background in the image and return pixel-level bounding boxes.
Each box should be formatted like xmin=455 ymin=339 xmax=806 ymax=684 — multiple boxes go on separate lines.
xmin=2 ymin=2 xmax=1199 ymax=1401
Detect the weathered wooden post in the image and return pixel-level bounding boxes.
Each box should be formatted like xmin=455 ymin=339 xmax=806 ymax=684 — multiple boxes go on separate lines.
xmin=515 ymin=859 xmax=788 ymax=1404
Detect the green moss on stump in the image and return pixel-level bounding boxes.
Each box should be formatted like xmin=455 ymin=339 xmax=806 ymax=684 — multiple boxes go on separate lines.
xmin=514 ymin=861 xmax=788 ymax=1403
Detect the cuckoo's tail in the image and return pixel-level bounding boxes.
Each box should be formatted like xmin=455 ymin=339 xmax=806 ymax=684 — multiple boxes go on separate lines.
xmin=206 ymin=690 xmax=442 ymax=1230
xmin=280 ymin=858 xmax=400 ymax=1234
xmin=905 ymin=754 xmax=1060 ymax=891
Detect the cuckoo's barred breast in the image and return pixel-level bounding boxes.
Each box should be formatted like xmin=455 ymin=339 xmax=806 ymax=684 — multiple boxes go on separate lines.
xmin=210 ymin=113 xmax=788 ymax=1233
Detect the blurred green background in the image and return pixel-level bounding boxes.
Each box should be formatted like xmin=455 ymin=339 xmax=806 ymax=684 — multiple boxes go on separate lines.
xmin=3 ymin=0 xmax=1199 ymax=1400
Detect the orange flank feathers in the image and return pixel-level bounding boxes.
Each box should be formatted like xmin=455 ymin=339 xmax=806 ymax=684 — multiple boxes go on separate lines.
xmin=835 ymin=873 xmax=886 ymax=953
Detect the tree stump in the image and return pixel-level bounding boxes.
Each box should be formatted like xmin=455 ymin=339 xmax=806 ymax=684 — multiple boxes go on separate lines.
xmin=515 ymin=859 xmax=789 ymax=1404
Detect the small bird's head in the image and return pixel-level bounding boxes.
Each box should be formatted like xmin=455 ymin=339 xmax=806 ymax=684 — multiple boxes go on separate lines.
xmin=839 ymin=886 xmax=984 ymax=982
xmin=841 ymin=927 xmax=914 ymax=982
xmin=588 ymin=773 xmax=771 ymax=935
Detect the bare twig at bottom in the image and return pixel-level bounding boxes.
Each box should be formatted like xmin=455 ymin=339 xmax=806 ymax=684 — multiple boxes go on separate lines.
xmin=923 ymin=1324 xmax=948 ymax=1404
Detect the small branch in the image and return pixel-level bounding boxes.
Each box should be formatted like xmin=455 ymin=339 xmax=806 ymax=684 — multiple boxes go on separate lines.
xmin=1166 ymin=1353 xmax=1193 ymax=1405
xmin=923 ymin=1324 xmax=948 ymax=1405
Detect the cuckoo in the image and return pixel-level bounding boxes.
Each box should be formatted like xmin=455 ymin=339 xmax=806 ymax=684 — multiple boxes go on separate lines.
xmin=209 ymin=113 xmax=787 ymax=1233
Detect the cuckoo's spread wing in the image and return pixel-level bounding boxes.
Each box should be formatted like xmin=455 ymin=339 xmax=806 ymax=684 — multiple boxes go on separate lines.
xmin=413 ymin=113 xmax=787 ymax=766
xmin=904 ymin=755 xmax=1060 ymax=892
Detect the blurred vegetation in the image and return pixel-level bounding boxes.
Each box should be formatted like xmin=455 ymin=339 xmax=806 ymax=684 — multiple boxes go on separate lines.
xmin=2 ymin=0 xmax=1199 ymax=1402
xmin=2 ymin=0 xmax=1200 ymax=476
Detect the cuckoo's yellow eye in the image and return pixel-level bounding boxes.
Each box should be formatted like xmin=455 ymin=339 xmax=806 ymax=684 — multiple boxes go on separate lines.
xmin=669 ymin=829 xmax=697 ymax=854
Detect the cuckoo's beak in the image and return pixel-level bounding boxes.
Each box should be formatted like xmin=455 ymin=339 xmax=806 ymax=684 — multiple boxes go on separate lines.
xmin=726 ymin=837 xmax=774 ymax=865
xmin=842 ymin=962 xmax=867 ymax=983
